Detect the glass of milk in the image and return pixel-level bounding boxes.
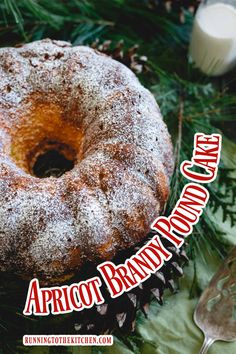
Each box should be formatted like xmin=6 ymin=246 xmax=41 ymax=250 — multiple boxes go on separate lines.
xmin=189 ymin=0 xmax=236 ymax=76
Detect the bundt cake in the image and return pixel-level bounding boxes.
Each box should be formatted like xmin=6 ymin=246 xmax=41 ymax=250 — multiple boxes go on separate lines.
xmin=0 ymin=39 xmax=174 ymax=282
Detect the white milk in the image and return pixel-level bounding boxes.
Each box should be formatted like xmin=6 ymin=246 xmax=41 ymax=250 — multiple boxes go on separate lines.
xmin=189 ymin=2 xmax=236 ymax=76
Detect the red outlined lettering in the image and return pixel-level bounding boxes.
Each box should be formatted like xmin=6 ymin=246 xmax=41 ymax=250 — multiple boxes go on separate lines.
xmin=23 ymin=133 xmax=221 ymax=315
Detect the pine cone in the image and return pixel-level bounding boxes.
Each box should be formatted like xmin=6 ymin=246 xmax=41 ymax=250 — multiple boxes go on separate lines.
xmin=0 ymin=232 xmax=188 ymax=342
xmin=73 ymin=231 xmax=188 ymax=334
xmin=144 ymin=0 xmax=202 ymax=23
xmin=90 ymin=39 xmax=149 ymax=74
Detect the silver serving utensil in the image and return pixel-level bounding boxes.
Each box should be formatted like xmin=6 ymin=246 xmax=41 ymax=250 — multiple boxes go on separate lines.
xmin=194 ymin=247 xmax=236 ymax=354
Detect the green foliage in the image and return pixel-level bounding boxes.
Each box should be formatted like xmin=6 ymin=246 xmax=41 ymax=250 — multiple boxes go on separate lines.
xmin=0 ymin=0 xmax=236 ymax=352
xmin=0 ymin=0 xmax=111 ymax=44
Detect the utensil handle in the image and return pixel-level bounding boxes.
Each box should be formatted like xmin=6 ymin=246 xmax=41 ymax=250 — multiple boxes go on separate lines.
xmin=199 ymin=337 xmax=215 ymax=354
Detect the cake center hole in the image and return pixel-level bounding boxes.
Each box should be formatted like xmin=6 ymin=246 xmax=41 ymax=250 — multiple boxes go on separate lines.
xmin=32 ymin=148 xmax=75 ymax=178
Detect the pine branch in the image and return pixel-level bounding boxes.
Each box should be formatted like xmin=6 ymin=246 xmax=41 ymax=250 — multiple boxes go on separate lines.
xmin=152 ymin=71 xmax=236 ymax=260
xmin=0 ymin=0 xmax=236 ymax=350
xmin=0 ymin=0 xmax=113 ymax=44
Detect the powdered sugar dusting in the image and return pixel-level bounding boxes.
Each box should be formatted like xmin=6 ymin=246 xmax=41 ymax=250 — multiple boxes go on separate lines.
xmin=0 ymin=39 xmax=173 ymax=281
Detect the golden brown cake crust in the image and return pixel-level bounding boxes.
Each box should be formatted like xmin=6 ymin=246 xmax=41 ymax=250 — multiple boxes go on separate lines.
xmin=0 ymin=39 xmax=174 ymax=281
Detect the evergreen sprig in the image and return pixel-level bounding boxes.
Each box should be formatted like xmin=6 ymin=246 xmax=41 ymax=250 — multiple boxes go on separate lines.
xmin=0 ymin=1 xmax=236 ymax=353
